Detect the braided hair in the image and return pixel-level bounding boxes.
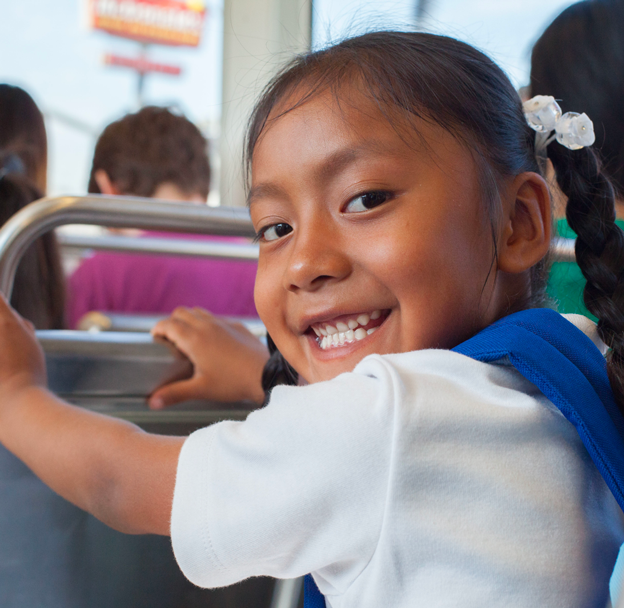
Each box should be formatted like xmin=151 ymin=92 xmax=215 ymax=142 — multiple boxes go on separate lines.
xmin=0 ymin=156 xmax=66 ymax=329
xmin=246 ymin=31 xmax=624 ymax=411
xmin=548 ymin=143 xmax=624 ymax=406
xmin=530 ymin=0 xmax=624 ymax=407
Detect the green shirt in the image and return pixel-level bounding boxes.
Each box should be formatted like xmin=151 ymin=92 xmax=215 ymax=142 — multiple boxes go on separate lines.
xmin=547 ymin=218 xmax=624 ymax=321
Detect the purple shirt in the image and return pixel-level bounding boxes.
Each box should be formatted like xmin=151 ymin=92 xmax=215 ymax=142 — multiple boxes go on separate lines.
xmin=67 ymin=233 xmax=258 ymax=328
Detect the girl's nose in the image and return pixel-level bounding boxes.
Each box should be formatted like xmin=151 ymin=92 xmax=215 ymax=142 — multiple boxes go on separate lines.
xmin=283 ymin=221 xmax=352 ymax=292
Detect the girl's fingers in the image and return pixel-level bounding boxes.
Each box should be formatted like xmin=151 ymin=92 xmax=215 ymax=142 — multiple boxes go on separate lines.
xmin=149 ymin=378 xmax=205 ymax=409
xmin=0 ymin=292 xmax=47 ymax=391
xmin=156 ymin=307 xmax=218 ymax=334
xmin=0 ymin=292 xmax=17 ymax=318
xmin=151 ymin=318 xmax=198 ymax=356
xmin=151 ymin=317 xmax=171 ymax=338
xmin=192 ymin=307 xmax=213 ymax=319
xmin=152 ymin=315 xmax=194 ymax=337
xmin=169 ymin=306 xmax=194 ymax=320
xmin=169 ymin=306 xmax=212 ymax=325
xmin=0 ymin=293 xmax=35 ymax=333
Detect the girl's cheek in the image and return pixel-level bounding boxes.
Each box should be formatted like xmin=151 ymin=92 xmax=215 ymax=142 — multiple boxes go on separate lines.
xmin=253 ymin=266 xmax=272 ymax=320
xmin=253 ymin=267 xmax=284 ymax=337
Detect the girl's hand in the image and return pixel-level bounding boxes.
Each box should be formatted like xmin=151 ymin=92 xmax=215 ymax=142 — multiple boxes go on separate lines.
xmin=149 ymin=307 xmax=269 ymax=408
xmin=0 ymin=294 xmax=46 ymax=398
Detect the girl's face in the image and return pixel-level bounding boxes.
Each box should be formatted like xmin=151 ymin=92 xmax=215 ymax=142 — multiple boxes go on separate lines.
xmin=250 ymin=91 xmax=509 ymax=384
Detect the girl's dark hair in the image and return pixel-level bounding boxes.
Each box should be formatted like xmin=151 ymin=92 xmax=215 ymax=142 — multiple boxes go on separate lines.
xmin=0 ymin=169 xmax=66 ymax=329
xmin=531 ymin=0 xmax=624 ymax=194
xmin=531 ymin=0 xmax=624 ymax=407
xmin=0 ymin=84 xmax=48 ymax=192
xmin=0 ymin=85 xmax=66 ymax=329
xmin=247 ymin=31 xmax=624 ymax=411
xmin=261 ymin=334 xmax=298 ymax=398
xmin=549 ymin=143 xmax=624 ymax=406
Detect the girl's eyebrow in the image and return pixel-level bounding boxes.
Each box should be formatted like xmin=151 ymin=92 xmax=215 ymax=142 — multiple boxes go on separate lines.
xmin=247 ymin=182 xmax=288 ymax=207
xmin=247 ymin=144 xmax=387 ymax=208
xmin=316 ymin=144 xmax=395 ymax=181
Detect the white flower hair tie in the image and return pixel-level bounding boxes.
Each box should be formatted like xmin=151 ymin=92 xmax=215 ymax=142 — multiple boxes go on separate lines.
xmin=522 ymin=95 xmax=595 ymax=157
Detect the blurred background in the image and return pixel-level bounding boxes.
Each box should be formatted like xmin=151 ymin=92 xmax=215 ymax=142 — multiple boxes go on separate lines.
xmin=0 ymin=0 xmax=574 ymax=207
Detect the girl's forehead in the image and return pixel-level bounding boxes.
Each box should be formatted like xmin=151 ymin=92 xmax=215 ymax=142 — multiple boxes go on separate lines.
xmin=250 ymin=90 xmax=469 ymax=186
xmin=267 ymin=85 xmax=413 ymax=137
xmin=254 ymin=90 xmax=433 ymax=167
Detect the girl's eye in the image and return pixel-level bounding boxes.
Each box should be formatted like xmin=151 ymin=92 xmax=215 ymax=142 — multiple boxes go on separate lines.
xmin=344 ymin=191 xmax=393 ymax=213
xmin=258 ymin=222 xmax=293 ymax=242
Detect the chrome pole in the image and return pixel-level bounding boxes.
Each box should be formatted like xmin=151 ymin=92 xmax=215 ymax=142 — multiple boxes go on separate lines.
xmin=0 ymin=195 xmax=255 ymax=298
xmin=270 ymin=578 xmax=304 ymax=608
xmin=551 ymin=237 xmax=576 ymax=263
xmin=57 ymin=232 xmax=259 ymax=260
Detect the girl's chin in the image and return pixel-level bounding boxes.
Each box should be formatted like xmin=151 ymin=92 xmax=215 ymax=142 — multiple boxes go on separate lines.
xmin=290 ymin=310 xmax=396 ymax=382
xmin=304 ymin=362 xmax=355 ymax=384
xmin=302 ymin=335 xmax=386 ymax=383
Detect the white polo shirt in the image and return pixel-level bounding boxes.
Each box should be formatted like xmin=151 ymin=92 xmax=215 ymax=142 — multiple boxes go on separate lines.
xmin=171 ymin=316 xmax=624 ymax=607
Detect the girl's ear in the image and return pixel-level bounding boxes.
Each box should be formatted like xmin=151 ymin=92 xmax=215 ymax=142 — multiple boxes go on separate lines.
xmin=94 ymin=170 xmax=120 ymax=196
xmin=497 ymin=172 xmax=551 ymax=274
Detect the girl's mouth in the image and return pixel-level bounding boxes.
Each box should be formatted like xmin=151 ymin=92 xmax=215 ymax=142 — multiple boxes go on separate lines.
xmin=308 ymin=309 xmax=389 ymax=350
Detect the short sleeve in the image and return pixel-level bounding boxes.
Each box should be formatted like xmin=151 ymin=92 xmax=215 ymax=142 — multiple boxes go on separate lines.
xmin=171 ymin=365 xmax=396 ymax=592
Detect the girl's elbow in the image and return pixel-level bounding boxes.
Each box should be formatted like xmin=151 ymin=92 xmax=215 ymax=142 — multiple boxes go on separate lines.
xmin=87 ymin=478 xmax=170 ymax=536
xmin=83 ymin=427 xmax=180 ymax=536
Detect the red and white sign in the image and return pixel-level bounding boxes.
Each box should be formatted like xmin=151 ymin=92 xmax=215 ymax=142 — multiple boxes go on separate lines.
xmin=88 ymin=0 xmax=206 ymax=47
xmin=104 ymin=53 xmax=182 ymax=75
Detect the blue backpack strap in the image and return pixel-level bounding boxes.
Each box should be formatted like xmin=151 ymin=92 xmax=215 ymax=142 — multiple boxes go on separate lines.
xmin=304 ymin=573 xmax=325 ymax=608
xmin=303 ymin=308 xmax=624 ymax=606
xmin=453 ymin=308 xmax=624 ymax=511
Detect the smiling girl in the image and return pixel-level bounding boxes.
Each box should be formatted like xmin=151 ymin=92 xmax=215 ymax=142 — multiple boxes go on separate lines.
xmin=0 ymin=32 xmax=623 ymax=607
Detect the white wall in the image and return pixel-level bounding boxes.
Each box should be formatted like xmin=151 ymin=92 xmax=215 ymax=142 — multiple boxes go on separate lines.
xmin=219 ymin=0 xmax=312 ymax=207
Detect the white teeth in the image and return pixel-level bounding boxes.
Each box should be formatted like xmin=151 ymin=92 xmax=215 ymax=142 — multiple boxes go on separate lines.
xmin=317 ymin=311 xmax=386 ymax=350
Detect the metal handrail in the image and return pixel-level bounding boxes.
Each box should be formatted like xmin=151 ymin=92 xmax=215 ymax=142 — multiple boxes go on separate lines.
xmin=60 ymin=233 xmax=575 ymax=263
xmin=77 ymin=311 xmax=266 ymax=337
xmin=551 ymin=237 xmax=575 ymax=263
xmin=57 ymin=225 xmax=576 ymax=265
xmin=270 ymin=578 xmax=304 ymax=608
xmin=59 ymin=232 xmax=575 ymax=264
xmin=58 ymin=232 xmax=260 ymax=260
xmin=0 ymin=195 xmax=255 ymax=298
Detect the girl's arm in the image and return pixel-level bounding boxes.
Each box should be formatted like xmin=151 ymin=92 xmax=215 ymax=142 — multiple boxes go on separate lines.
xmin=149 ymin=307 xmax=268 ymax=408
xmin=0 ymin=295 xmax=182 ymax=536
